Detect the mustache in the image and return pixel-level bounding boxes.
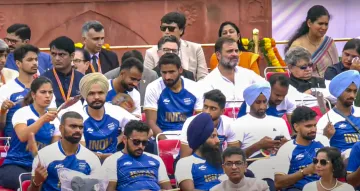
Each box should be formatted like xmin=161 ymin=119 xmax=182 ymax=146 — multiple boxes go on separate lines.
xmin=72 ymin=133 xmax=81 ymax=137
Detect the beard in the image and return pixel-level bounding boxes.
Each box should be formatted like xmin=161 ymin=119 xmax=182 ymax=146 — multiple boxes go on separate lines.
xmin=63 ymin=133 xmax=82 ymax=144
xmin=302 ymin=133 xmax=316 ymax=141
xmin=88 ymin=100 xmax=105 ymax=110
xmin=219 ymin=56 xmax=239 ymax=69
xmin=199 ymin=142 xmax=222 ymax=169
xmin=164 ymin=75 xmax=181 ymax=87
xmin=126 ymin=141 xmax=143 ymax=158
xmin=121 ymin=80 xmax=134 ymax=92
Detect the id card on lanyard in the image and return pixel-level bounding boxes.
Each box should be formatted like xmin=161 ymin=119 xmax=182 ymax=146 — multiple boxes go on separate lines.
xmin=89 ymin=57 xmax=102 ymax=73
xmin=53 ymin=68 xmax=75 ymax=101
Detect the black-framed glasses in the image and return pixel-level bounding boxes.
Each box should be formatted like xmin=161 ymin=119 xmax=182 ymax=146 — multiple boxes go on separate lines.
xmin=295 ymin=63 xmax=313 ymax=70
xmin=73 ymin=59 xmax=86 ymax=63
xmin=223 ymin=161 xmax=245 ymax=168
xmin=160 ymin=26 xmax=176 ymax=32
xmin=312 ymin=158 xmax=330 ymax=166
xmin=3 ymin=38 xmax=21 ymax=45
xmin=161 ymin=48 xmax=179 ymax=54
xmin=129 ymin=137 xmax=148 ymax=146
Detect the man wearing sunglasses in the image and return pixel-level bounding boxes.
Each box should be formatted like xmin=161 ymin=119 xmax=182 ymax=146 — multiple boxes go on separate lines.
xmin=285 ymin=46 xmax=326 ymax=94
xmin=210 ymin=147 xmax=269 ymax=191
xmin=144 ymin=12 xmax=208 ymax=81
xmin=175 ymin=113 xmax=224 ymax=191
xmin=4 ymin=24 xmax=52 ymax=75
xmin=103 ymin=120 xmax=172 ymax=191
xmin=317 ymin=70 xmax=360 ymax=158
xmin=153 ymin=35 xmax=195 ymax=81
xmin=274 ymin=106 xmax=330 ymax=191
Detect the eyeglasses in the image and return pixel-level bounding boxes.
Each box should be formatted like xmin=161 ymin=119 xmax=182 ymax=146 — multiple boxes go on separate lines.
xmin=161 ymin=48 xmax=179 ymax=54
xmin=223 ymin=161 xmax=245 ymax=168
xmin=129 ymin=137 xmax=148 ymax=146
xmin=73 ymin=59 xmax=86 ymax=63
xmin=312 ymin=158 xmax=330 ymax=166
xmin=4 ymin=38 xmax=21 ymax=45
xmin=160 ymin=26 xmax=176 ymax=32
xmin=295 ymin=63 xmax=313 ymax=70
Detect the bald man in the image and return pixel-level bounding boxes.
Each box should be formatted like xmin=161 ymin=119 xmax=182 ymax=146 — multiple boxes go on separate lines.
xmin=67 ymin=73 xmax=138 ymax=160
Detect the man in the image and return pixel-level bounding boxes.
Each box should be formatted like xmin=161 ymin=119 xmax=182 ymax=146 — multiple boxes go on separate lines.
xmin=346 ymin=142 xmax=360 ymax=188
xmin=0 ymin=44 xmax=39 ymax=137
xmin=237 ymin=74 xmax=296 ymax=123
xmin=42 ymin=36 xmax=84 ymax=107
xmin=144 ymin=12 xmax=207 ymax=81
xmin=104 ymin=50 xmax=158 ymax=106
xmin=103 ymin=120 xmax=172 ymax=191
xmin=175 ymin=113 xmax=224 ymax=191
xmin=82 ymin=20 xmax=119 ymax=74
xmin=232 ymin=82 xmax=291 ymax=159
xmin=76 ymin=73 xmax=138 ymax=160
xmin=274 ymin=106 xmax=329 ymax=190
xmin=0 ymin=39 xmax=18 ymax=85
xmin=210 ymin=147 xmax=269 ymax=191
xmin=4 ymin=24 xmax=52 ymax=74
xmin=317 ymin=70 xmax=360 ymax=157
xmin=107 ymin=57 xmax=142 ymax=116
xmin=144 ymin=53 xmax=203 ymax=140
xmin=180 ymin=89 xmax=239 ymax=158
xmin=201 ymin=37 xmax=265 ymax=108
xmin=153 ymin=35 xmax=195 ymax=81
xmin=73 ymin=48 xmax=90 ymax=75
xmin=28 ymin=111 xmax=101 ymax=191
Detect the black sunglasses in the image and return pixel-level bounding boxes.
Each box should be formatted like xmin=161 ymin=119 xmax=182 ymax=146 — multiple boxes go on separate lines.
xmin=312 ymin=158 xmax=330 ymax=166
xmin=296 ymin=63 xmax=314 ymax=70
xmin=129 ymin=137 xmax=148 ymax=146
xmin=160 ymin=26 xmax=176 ymax=32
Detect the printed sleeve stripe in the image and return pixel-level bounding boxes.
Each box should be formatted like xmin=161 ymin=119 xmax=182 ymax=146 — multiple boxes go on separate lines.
xmin=143 ymin=107 xmax=157 ymax=111
xmin=274 ymin=172 xmax=287 ymax=175
xmin=13 ymin=122 xmax=26 ymax=128
xmin=181 ymin=142 xmax=188 ymax=145
xmin=158 ymin=180 xmax=170 ymax=184
xmin=346 ymin=171 xmax=354 ymax=174
xmin=177 ymin=179 xmax=193 ymax=184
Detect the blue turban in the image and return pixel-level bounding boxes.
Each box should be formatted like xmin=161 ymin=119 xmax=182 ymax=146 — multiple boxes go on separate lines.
xmin=243 ymin=82 xmax=271 ymax=106
xmin=329 ymin=70 xmax=360 ymax=98
xmin=187 ymin=113 xmax=214 ymax=151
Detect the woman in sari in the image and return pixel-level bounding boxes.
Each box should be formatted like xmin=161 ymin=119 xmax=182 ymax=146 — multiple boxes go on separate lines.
xmin=209 ymin=21 xmax=260 ymax=75
xmin=285 ymin=5 xmax=338 ymax=78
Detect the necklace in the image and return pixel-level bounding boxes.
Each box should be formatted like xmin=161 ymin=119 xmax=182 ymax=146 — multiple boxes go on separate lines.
xmin=306 ymin=34 xmax=321 ymax=47
xmin=319 ymin=178 xmax=338 ymax=190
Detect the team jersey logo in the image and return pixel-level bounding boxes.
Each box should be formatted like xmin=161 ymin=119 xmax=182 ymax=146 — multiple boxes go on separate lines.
xmin=148 ymin=161 xmax=156 ymax=166
xmin=107 ymin=122 xmax=116 ymax=130
xmin=198 ymin=165 xmax=207 ymax=170
xmin=295 ymin=154 xmax=304 ymax=161
xmin=15 ymin=95 xmax=24 ymax=101
xmin=78 ymin=162 xmax=87 ymax=171
xmin=123 ymin=161 xmax=132 ymax=166
xmin=163 ymin=98 xmax=170 ymax=104
xmin=87 ymin=128 xmax=94 ymax=133
xmin=55 ymin=164 xmax=64 ymax=169
xmin=339 ymin=124 xmax=347 ymax=129
xmin=183 ymin=98 xmax=192 ymax=105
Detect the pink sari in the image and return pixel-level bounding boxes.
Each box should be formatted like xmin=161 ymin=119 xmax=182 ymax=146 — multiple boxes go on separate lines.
xmin=311 ymin=36 xmax=339 ymax=78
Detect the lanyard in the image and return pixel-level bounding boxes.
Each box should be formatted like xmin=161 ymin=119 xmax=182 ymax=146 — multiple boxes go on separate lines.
xmin=89 ymin=57 xmax=102 ymax=73
xmin=52 ymin=68 xmax=75 ymax=101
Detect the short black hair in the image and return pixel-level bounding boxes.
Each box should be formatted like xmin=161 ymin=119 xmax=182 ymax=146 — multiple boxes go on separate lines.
xmin=215 ymin=37 xmax=237 ymax=53
xmin=120 ymin=57 xmax=144 ymax=73
xmin=291 ymin=106 xmax=317 ymax=128
xmin=60 ymin=111 xmax=83 ymax=125
xmin=269 ymin=73 xmax=290 ymax=88
xmin=75 ymin=48 xmax=91 ymax=62
xmin=343 ymin=38 xmax=360 ymax=55
xmin=14 ymin=44 xmax=39 ymax=62
xmin=222 ymin=147 xmax=246 ymax=162
xmin=316 ymin=147 xmax=345 ymax=178
xmin=7 ymin=24 xmax=31 ymax=41
xmin=157 ymin=35 xmax=180 ymax=50
xmin=161 ymin=12 xmax=186 ymax=37
xmin=158 ymin=53 xmax=181 ymax=69
xmin=121 ymin=50 xmax=144 ymax=64
xmin=204 ymin=89 xmax=226 ymax=109
xmin=124 ymin=120 xmax=150 ymax=137
xmin=49 ymin=36 xmax=75 ymax=54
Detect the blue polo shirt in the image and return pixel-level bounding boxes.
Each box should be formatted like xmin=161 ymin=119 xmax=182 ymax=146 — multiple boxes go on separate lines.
xmin=6 ymin=52 xmax=52 ymax=74
xmin=42 ymin=69 xmax=83 ymax=107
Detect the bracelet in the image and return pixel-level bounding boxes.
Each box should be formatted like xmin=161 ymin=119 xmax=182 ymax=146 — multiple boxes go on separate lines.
xmin=32 ymin=179 xmax=42 ymax=187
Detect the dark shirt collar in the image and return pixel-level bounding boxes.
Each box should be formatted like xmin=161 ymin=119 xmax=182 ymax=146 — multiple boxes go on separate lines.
xmin=54 ymin=68 xmax=73 ymax=77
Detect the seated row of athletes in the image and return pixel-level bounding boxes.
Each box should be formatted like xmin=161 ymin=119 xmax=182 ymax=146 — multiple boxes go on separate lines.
xmin=0 ymin=38 xmax=360 ymax=191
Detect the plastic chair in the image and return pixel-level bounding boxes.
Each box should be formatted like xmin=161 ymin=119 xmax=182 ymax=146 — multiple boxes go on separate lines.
xmin=21 ymin=180 xmax=30 ymax=191
xmin=282 ymin=114 xmax=292 ymax=135
xmin=224 ymin=107 xmax=240 ymax=119
xmin=141 ymin=113 xmax=146 ymax=122
xmin=156 ymin=133 xmax=181 ymax=187
xmin=0 ymin=187 xmax=14 ymax=191
xmin=0 ymin=137 xmax=10 ymax=167
xmin=19 ymin=173 xmax=31 ymax=191
xmin=264 ymin=66 xmax=290 ymax=80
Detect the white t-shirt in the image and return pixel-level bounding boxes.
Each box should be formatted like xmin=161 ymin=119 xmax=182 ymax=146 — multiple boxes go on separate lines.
xmin=180 ymin=114 xmax=237 ymax=148
xmin=106 ymin=79 xmax=141 ymax=116
xmin=303 ymin=181 xmax=355 ymax=191
xmin=200 ymin=66 xmax=265 ymax=108
xmin=102 ymin=151 xmax=169 ymax=190
xmin=232 ymin=114 xmax=291 ymax=158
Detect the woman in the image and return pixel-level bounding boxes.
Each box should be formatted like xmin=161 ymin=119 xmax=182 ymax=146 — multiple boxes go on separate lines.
xmin=285 ymin=5 xmax=338 ymax=78
xmin=72 ymin=48 xmax=90 ymax=75
xmin=0 ymin=77 xmax=60 ymax=190
xmin=324 ymin=38 xmax=360 ymax=80
xmin=303 ymin=147 xmax=354 ymax=191
xmin=209 ymin=21 xmax=260 ymax=75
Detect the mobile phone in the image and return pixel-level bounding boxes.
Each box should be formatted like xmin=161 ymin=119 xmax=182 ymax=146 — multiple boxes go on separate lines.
xmin=274 ymin=135 xmax=284 ymax=141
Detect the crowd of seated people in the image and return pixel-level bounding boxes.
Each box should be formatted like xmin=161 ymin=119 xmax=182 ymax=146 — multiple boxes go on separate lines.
xmin=0 ymin=5 xmax=360 ymax=191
